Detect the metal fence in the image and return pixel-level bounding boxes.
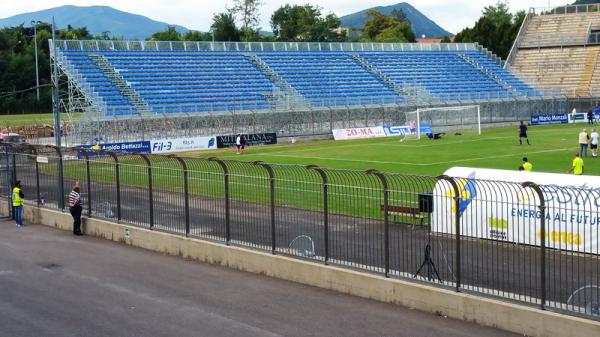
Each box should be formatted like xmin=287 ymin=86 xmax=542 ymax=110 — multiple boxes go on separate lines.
xmin=1 ymin=143 xmax=598 ymax=320
xmin=531 ymin=4 xmax=600 ymax=16
xmin=52 ymin=40 xmax=480 ymax=53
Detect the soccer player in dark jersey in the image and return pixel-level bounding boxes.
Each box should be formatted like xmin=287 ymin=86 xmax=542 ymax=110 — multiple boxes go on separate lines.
xmin=519 ymin=121 xmax=530 ymax=145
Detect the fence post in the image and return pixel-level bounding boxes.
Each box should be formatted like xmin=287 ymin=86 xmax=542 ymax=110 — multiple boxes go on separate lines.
xmin=255 ymin=161 xmax=276 ymax=254
xmin=367 ymin=169 xmax=390 ymax=278
xmin=47 ymin=145 xmax=65 ymax=210
xmin=77 ymin=148 xmax=92 ymax=217
xmin=209 ymin=158 xmax=230 ymax=245
xmin=169 ymin=155 xmax=190 ymax=237
xmin=27 ymin=145 xmax=41 ymax=207
xmin=11 ymin=151 xmax=17 ymax=189
xmin=138 ymin=154 xmax=154 ymax=230
xmin=437 ymin=175 xmax=462 ymax=291
xmin=106 ymin=152 xmax=121 ymax=222
xmin=307 ymin=165 xmax=329 ymax=264
xmin=522 ymin=181 xmax=547 ymax=310
xmin=5 ymin=145 xmax=16 ymax=219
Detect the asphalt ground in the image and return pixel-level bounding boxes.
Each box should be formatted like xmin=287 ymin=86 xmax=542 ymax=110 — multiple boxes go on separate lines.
xmin=0 ymin=219 xmax=519 ymax=337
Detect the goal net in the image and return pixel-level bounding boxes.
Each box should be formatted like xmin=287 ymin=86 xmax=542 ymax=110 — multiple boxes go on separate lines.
xmin=404 ymin=105 xmax=481 ymax=140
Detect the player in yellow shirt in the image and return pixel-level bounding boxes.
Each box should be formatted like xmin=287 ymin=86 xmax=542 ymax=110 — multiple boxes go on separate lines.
xmin=568 ymin=153 xmax=584 ymax=175
xmin=521 ymin=157 xmax=533 ymax=172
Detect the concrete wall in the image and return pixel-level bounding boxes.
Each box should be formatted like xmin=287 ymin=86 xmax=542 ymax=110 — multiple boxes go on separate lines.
xmin=5 ymin=203 xmax=600 ymax=337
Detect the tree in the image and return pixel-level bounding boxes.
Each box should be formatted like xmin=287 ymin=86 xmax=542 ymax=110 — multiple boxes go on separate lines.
xmin=183 ymin=30 xmax=212 ymax=41
xmin=211 ymin=11 xmax=241 ymax=42
xmin=0 ymin=24 xmax=53 ymax=114
xmin=98 ymin=31 xmax=111 ymax=40
xmin=390 ymin=8 xmax=407 ymax=22
xmin=58 ymin=25 xmax=93 ymax=40
xmin=454 ymin=2 xmax=525 ymax=59
xmin=231 ymin=0 xmax=262 ymax=35
xmin=149 ymin=26 xmax=182 ymax=41
xmin=270 ymin=4 xmax=344 ymax=41
xmin=362 ymin=10 xmax=415 ymax=42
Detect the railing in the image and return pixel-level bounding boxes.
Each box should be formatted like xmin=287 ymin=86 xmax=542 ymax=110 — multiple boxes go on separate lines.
xmin=51 ymin=39 xmax=480 ymax=53
xmin=244 ymin=53 xmax=310 ymax=111
xmin=530 ymin=4 xmax=600 ymax=15
xmin=457 ymin=53 xmax=518 ymax=95
xmin=89 ymin=54 xmax=153 ymax=115
xmin=588 ymin=32 xmax=600 ymax=45
xmin=1 ymin=143 xmax=599 ymax=320
xmin=505 ymin=11 xmax=533 ymax=68
xmin=91 ymin=90 xmax=550 ymax=119
xmin=474 ymin=44 xmax=503 ymax=67
xmin=585 ymin=21 xmax=593 ymax=48
xmin=520 ymin=33 xmax=588 ymax=49
xmin=350 ymin=53 xmax=432 ymax=105
xmin=52 ymin=48 xmax=108 ymax=116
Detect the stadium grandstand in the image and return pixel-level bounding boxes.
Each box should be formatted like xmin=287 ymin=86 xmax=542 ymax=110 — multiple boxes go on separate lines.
xmin=507 ymin=3 xmax=600 ymax=99
xmin=50 ymin=39 xmax=563 ymax=145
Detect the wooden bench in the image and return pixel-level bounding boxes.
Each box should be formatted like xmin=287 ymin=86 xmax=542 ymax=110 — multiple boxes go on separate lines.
xmin=380 ymin=204 xmax=425 ymax=227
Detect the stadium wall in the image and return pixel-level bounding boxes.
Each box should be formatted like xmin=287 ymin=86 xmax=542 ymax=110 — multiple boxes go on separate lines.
xmin=2 ymin=202 xmax=599 ymax=337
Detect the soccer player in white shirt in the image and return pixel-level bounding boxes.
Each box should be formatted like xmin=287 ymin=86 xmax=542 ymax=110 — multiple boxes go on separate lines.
xmin=591 ymin=129 xmax=599 ymax=157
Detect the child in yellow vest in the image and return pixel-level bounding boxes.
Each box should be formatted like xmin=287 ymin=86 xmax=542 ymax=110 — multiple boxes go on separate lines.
xmin=12 ymin=180 xmax=24 ymax=227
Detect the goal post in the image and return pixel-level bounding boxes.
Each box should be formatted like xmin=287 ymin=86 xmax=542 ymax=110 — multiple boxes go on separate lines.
xmin=405 ymin=105 xmax=481 ymax=140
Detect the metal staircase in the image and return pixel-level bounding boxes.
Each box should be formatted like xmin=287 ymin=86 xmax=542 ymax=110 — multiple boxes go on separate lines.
xmin=89 ymin=54 xmax=153 ymax=115
xmin=51 ymin=48 xmax=110 ymax=144
xmin=350 ymin=54 xmax=436 ymax=105
xmin=53 ymin=48 xmax=107 ymax=112
xmin=575 ymin=48 xmax=600 ymax=96
xmin=458 ymin=53 xmax=520 ymax=97
xmin=244 ymin=53 xmax=310 ymax=111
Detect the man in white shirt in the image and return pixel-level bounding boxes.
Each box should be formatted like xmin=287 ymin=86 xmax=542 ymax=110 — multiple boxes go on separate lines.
xmin=235 ymin=134 xmax=247 ymax=154
xmin=69 ymin=180 xmax=83 ymax=236
xmin=591 ymin=128 xmax=599 ymax=158
xmin=579 ymin=129 xmax=590 ymax=157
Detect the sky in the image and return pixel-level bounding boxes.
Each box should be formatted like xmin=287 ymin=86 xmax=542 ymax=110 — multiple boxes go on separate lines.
xmin=0 ymin=0 xmax=569 ymax=34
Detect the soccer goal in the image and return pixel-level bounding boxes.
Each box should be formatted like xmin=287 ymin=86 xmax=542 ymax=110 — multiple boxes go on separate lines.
xmin=404 ymin=105 xmax=481 ymax=140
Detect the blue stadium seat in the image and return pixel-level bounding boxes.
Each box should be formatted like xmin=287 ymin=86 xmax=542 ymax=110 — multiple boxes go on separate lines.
xmin=58 ymin=47 xmax=541 ymax=117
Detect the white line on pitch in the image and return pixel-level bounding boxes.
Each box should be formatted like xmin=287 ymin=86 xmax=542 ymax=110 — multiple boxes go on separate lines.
xmin=263 ymin=154 xmax=425 ymax=165
xmin=262 ymin=147 xmax=574 ymax=167
xmin=428 ymin=147 xmax=573 ymax=165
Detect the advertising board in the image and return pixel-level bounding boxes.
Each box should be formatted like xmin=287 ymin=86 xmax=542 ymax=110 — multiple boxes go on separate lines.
xmin=383 ymin=124 xmax=433 ymax=136
xmin=216 ymin=133 xmax=277 ymax=148
xmin=431 ymin=167 xmax=600 ymax=254
xmin=569 ymin=112 xmax=600 ymax=124
xmin=79 ymin=141 xmax=151 ymax=156
xmin=530 ymin=113 xmax=569 ymax=125
xmin=332 ymin=126 xmax=386 ymax=140
xmin=150 ymin=136 xmax=216 ymax=154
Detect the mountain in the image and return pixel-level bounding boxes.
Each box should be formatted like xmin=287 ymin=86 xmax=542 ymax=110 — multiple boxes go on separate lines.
xmin=0 ymin=5 xmax=188 ymax=39
xmin=340 ymin=2 xmax=451 ymax=38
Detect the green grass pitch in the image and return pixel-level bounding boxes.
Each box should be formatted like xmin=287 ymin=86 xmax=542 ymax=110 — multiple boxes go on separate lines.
xmin=44 ymin=122 xmax=597 ymax=220
xmin=0 ymin=113 xmax=81 ymax=127
xmin=184 ymin=123 xmax=600 ymax=176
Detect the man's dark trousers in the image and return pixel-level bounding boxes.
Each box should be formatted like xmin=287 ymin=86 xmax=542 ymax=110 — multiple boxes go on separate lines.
xmin=70 ymin=205 xmax=82 ymax=234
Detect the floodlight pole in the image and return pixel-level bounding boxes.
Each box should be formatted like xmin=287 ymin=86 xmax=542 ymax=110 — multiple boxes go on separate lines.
xmin=32 ymin=21 xmax=40 ymax=101
xmin=51 ymin=17 xmax=61 ymax=147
